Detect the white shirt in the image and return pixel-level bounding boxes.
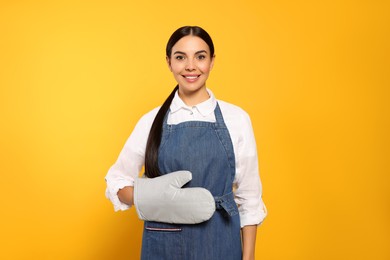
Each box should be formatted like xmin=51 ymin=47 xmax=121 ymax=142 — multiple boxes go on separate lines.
xmin=105 ymin=89 xmax=267 ymax=227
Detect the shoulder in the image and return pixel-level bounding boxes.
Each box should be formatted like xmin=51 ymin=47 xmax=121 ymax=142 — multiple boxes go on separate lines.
xmin=216 ymin=99 xmax=256 ymax=153
xmin=134 ymin=106 xmax=161 ymax=129
xmin=217 ymin=99 xmax=252 ymax=125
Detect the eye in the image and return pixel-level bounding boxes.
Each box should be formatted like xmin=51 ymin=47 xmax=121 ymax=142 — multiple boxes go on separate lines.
xmin=175 ymin=55 xmax=185 ymax=60
xmin=197 ymin=55 xmax=206 ymax=60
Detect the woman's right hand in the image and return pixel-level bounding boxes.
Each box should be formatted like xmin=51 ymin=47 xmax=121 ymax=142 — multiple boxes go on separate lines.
xmin=118 ymin=186 xmax=134 ymax=206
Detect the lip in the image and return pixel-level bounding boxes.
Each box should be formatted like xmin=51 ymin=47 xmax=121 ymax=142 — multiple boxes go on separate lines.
xmin=182 ymin=74 xmax=201 ymax=83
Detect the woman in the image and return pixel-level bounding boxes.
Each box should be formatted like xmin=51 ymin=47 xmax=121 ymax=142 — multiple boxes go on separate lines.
xmin=105 ymin=26 xmax=267 ymax=260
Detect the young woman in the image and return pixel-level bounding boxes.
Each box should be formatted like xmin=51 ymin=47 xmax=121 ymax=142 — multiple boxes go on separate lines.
xmin=105 ymin=26 xmax=267 ymax=260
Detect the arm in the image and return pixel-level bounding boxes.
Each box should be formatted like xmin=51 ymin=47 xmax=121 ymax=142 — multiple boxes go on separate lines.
xmin=242 ymin=225 xmax=257 ymax=260
xmin=227 ymin=109 xmax=266 ymax=257
xmin=105 ymin=108 xmax=159 ymax=211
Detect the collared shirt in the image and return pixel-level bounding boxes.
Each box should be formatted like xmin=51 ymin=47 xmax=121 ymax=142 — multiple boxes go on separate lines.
xmin=105 ymin=89 xmax=267 ymax=227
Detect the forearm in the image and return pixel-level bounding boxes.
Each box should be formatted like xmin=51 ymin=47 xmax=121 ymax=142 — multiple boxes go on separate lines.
xmin=117 ymin=186 xmax=134 ymax=206
xmin=241 ymin=225 xmax=257 ymax=260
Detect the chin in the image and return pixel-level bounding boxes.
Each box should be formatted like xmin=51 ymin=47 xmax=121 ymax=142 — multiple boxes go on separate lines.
xmin=180 ymin=84 xmax=205 ymax=92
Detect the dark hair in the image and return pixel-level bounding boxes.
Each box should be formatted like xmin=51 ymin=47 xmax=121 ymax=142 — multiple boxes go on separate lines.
xmin=144 ymin=26 xmax=215 ymax=178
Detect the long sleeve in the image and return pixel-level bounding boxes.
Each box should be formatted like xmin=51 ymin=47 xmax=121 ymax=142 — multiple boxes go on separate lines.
xmin=105 ymin=108 xmax=158 ymax=211
xmin=226 ymin=106 xmax=267 ymax=227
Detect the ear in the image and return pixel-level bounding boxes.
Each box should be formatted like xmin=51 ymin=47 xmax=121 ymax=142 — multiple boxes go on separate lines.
xmin=210 ymin=54 xmax=216 ymax=70
xmin=166 ymin=56 xmax=172 ymax=71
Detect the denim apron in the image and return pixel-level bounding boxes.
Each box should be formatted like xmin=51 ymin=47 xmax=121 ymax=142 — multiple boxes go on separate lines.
xmin=141 ymin=104 xmax=242 ymax=260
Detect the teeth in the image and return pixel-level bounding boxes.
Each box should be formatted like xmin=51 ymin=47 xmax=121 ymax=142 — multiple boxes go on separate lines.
xmin=185 ymin=76 xmax=198 ymax=79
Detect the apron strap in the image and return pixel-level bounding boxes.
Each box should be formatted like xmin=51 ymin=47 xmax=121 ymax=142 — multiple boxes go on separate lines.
xmin=214 ymin=192 xmax=239 ymax=217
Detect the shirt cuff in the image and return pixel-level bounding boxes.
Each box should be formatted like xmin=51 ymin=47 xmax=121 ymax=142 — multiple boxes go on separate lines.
xmin=239 ymin=202 xmax=267 ymax=228
xmin=105 ymin=180 xmax=134 ymax=211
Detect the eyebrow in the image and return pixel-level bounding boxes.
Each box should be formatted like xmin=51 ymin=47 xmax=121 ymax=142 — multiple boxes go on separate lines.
xmin=173 ymin=50 xmax=208 ymax=55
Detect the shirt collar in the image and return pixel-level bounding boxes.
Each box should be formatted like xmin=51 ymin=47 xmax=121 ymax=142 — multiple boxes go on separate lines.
xmin=170 ymin=88 xmax=217 ymax=117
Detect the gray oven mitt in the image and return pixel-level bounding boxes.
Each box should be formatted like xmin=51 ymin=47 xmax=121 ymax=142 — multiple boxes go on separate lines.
xmin=134 ymin=170 xmax=215 ymax=224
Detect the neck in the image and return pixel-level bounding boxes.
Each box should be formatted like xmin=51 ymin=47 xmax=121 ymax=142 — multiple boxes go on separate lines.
xmin=178 ymin=87 xmax=210 ymax=106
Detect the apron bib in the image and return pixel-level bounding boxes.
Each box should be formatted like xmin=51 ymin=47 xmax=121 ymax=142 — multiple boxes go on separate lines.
xmin=141 ymin=104 xmax=242 ymax=260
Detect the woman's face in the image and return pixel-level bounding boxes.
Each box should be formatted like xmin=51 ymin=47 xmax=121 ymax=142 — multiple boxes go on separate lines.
xmin=167 ymin=35 xmax=215 ymax=98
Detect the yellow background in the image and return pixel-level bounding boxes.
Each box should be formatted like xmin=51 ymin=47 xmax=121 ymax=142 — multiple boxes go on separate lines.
xmin=0 ymin=0 xmax=389 ymax=259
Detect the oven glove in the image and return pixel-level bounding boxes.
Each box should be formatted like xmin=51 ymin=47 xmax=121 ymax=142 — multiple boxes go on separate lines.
xmin=134 ymin=170 xmax=215 ymax=224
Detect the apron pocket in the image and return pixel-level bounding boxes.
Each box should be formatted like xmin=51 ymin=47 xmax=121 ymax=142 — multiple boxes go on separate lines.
xmin=142 ymin=221 xmax=184 ymax=259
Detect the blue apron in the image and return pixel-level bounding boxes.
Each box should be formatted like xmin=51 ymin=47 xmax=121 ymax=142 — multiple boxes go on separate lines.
xmin=141 ymin=104 xmax=242 ymax=260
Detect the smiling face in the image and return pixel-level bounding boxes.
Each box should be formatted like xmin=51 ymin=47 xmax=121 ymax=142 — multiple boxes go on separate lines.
xmin=167 ymin=35 xmax=215 ymax=105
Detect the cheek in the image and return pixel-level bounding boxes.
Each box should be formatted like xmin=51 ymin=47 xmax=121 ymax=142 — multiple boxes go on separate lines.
xmin=199 ymin=63 xmax=212 ymax=73
xmin=170 ymin=63 xmax=183 ymax=74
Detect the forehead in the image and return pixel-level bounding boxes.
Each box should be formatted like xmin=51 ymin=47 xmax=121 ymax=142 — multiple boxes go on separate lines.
xmin=172 ymin=35 xmax=210 ymax=53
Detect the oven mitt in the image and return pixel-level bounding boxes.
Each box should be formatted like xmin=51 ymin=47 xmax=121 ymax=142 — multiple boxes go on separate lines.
xmin=134 ymin=170 xmax=215 ymax=224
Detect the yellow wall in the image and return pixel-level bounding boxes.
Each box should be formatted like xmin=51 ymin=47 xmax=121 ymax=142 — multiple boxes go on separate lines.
xmin=1 ymin=0 xmax=389 ymax=259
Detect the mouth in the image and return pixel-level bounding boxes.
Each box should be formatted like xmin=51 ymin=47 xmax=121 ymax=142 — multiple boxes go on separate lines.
xmin=182 ymin=74 xmax=201 ymax=79
xmin=182 ymin=74 xmax=201 ymax=83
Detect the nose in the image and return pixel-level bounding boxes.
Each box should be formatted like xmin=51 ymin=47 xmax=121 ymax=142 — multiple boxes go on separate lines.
xmin=185 ymin=59 xmax=196 ymax=71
